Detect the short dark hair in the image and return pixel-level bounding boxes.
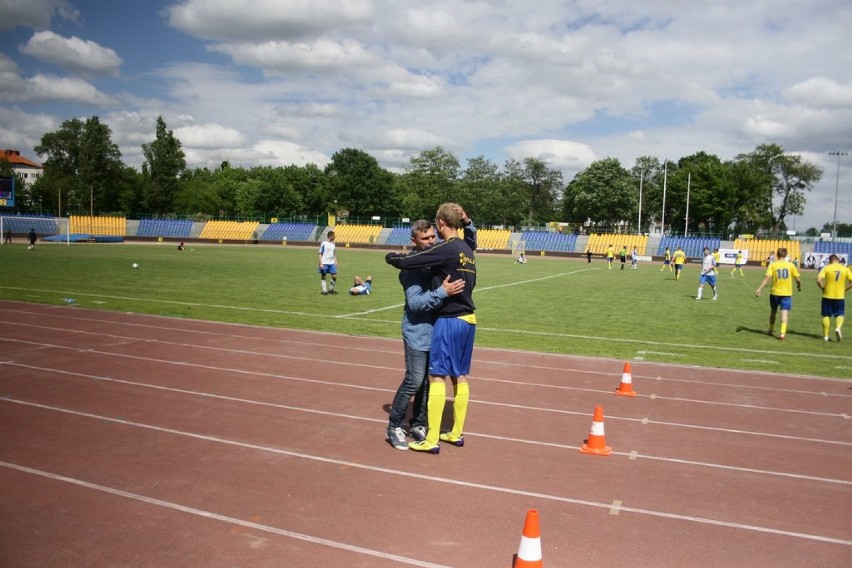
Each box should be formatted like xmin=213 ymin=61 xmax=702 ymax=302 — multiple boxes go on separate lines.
xmin=410 ymin=219 xmax=432 ymax=238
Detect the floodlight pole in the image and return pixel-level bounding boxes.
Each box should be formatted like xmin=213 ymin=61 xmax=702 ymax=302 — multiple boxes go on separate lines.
xmin=684 ymin=172 xmax=691 ymax=237
xmin=637 ymin=169 xmax=644 ymax=235
xmin=661 ymin=161 xmax=667 ymax=235
xmin=828 ymin=151 xmax=847 ymax=244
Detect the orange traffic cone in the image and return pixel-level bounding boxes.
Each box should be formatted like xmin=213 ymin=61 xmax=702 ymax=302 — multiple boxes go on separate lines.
xmin=615 ymin=361 xmax=636 ymax=397
xmin=513 ymin=509 xmax=543 ymax=568
xmin=579 ymin=405 xmax=612 ymax=456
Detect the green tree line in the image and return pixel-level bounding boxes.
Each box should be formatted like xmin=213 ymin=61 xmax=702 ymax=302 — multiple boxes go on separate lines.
xmin=4 ymin=115 xmax=840 ymax=237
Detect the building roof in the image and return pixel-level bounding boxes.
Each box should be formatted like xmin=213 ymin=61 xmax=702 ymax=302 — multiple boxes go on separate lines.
xmin=0 ymin=149 xmax=42 ymax=169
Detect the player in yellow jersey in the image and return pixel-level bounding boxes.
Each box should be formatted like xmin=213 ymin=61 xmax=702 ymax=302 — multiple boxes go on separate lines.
xmin=672 ymin=247 xmax=686 ymax=280
xmin=606 ymin=244 xmax=615 ymax=269
xmin=817 ymin=254 xmax=852 ymax=342
xmin=754 ymin=247 xmax=801 ymax=340
xmin=712 ymin=248 xmax=721 ymax=274
xmin=660 ymin=247 xmax=672 ymax=272
xmin=731 ymin=250 xmax=745 ymax=276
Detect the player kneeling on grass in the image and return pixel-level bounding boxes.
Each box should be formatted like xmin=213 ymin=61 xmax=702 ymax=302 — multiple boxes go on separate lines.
xmin=696 ymin=247 xmax=718 ymax=300
xmin=349 ymin=275 xmax=372 ymax=295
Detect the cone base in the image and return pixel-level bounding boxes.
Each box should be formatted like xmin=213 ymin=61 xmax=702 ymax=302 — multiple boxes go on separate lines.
xmin=580 ymin=444 xmax=612 ymax=456
xmin=615 ymin=389 xmax=636 ymax=397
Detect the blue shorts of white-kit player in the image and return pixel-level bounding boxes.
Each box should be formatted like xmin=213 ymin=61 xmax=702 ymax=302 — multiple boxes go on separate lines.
xmin=429 ymin=317 xmax=476 ymax=377
xmin=699 ymin=273 xmax=717 ymax=287
xmin=318 ymin=264 xmax=337 ymax=276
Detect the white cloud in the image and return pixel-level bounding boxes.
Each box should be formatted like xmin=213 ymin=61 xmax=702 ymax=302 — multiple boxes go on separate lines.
xmin=174 ymin=123 xmax=247 ymax=149
xmin=166 ymin=0 xmax=373 ymax=41
xmin=253 ymin=139 xmax=330 ymax=168
xmin=0 ymin=53 xmax=112 ymax=105
xmin=213 ymin=38 xmax=376 ymax=72
xmin=505 ymin=140 xmax=598 ymax=172
xmin=20 ymin=31 xmax=122 ymax=77
xmin=0 ymin=0 xmax=80 ymax=31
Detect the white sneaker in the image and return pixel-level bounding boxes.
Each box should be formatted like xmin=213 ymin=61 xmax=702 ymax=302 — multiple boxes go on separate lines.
xmin=836 ymin=328 xmax=843 ymax=342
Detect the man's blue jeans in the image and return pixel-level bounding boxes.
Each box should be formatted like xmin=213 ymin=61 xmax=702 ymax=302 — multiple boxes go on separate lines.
xmin=388 ymin=343 xmax=429 ymax=430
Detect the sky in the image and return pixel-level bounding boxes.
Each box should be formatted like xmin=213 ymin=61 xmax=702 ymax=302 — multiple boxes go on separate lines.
xmin=1 ymin=0 xmax=850 ymax=231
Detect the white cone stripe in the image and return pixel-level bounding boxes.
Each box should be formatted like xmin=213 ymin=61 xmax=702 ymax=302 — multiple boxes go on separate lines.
xmin=621 ymin=373 xmax=632 ymax=383
xmin=517 ymin=535 xmax=542 ymax=560
xmin=590 ymin=421 xmax=605 ymax=436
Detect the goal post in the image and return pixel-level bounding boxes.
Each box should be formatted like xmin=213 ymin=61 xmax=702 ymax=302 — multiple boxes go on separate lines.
xmin=0 ymin=215 xmax=70 ymax=244
xmin=511 ymin=239 xmax=526 ymax=257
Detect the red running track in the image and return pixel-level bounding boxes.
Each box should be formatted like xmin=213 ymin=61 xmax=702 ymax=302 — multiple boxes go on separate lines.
xmin=1 ymin=300 xmax=850 ymax=567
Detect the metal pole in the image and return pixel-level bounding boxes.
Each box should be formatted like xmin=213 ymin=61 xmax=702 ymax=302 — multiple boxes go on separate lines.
xmin=684 ymin=172 xmax=691 ymax=237
xmin=828 ymin=151 xmax=847 ymax=244
xmin=661 ymin=161 xmax=667 ymax=235
xmin=638 ymin=169 xmax=644 ymax=235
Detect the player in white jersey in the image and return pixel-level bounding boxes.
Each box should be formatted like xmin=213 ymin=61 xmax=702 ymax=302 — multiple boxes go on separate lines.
xmin=318 ymin=230 xmax=338 ymax=295
xmin=695 ymin=247 xmax=718 ymax=300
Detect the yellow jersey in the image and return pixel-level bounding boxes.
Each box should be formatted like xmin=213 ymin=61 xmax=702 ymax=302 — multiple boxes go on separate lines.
xmin=606 ymin=246 xmax=614 ymax=259
xmin=818 ymin=262 xmax=852 ymax=300
xmin=764 ymin=259 xmax=800 ymax=296
xmin=673 ymin=250 xmax=686 ymax=265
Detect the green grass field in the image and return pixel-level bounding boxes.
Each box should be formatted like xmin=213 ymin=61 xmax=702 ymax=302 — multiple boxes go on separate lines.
xmin=2 ymin=241 xmax=850 ymax=378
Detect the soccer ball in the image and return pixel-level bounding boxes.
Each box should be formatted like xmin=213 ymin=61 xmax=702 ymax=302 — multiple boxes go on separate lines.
xmin=132 ymin=263 xmax=139 ymax=269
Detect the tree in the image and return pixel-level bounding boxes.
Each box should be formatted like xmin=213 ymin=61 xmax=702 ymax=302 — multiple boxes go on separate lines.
xmin=630 ymin=156 xmax=662 ymax=233
xmin=34 ymin=116 xmax=123 ymax=215
xmin=504 ymin=158 xmax=562 ymax=226
xmin=141 ymin=116 xmax=186 ymax=214
xmin=397 ymin=146 xmax=461 ymax=220
xmin=562 ymin=157 xmax=634 ymax=230
xmin=734 ymin=143 xmax=823 ymax=236
xmin=325 ymin=148 xmax=396 ymax=218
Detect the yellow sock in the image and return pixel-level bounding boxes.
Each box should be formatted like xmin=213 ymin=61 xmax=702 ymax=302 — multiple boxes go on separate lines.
xmin=780 ymin=322 xmax=788 ymax=336
xmin=425 ymin=381 xmax=446 ymax=445
xmin=837 ymin=316 xmax=845 ymax=331
xmin=450 ymin=382 xmax=470 ymax=438
xmin=823 ymin=317 xmax=831 ymax=338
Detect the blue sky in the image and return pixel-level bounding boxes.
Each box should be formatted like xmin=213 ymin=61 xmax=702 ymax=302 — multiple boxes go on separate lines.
xmin=1 ymin=0 xmax=850 ymax=230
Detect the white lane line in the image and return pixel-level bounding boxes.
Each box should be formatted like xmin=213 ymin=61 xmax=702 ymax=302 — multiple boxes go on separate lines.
xmin=5 ymin=329 xmax=852 ymax=417
xmin=3 ymin=369 xmax=851 ymax=485
xmin=0 ymin=461 xmax=450 ymax=568
xmin=6 ymin=290 xmax=850 ymax=363
xmin=2 ymin=399 xmax=850 ymax=547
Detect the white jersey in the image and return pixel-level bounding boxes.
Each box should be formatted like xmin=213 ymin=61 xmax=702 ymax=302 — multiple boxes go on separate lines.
xmin=319 ymin=241 xmax=336 ymax=265
xmin=701 ymin=254 xmax=716 ymax=274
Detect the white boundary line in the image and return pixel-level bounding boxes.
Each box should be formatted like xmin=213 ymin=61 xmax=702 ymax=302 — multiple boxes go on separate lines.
xmin=0 ymin=460 xmax=451 ymax=568
xmin=3 ymin=287 xmax=850 ymax=364
xmin=2 ymin=399 xmax=850 ymax=547
xmin=4 ymin=361 xmax=852 ymax=478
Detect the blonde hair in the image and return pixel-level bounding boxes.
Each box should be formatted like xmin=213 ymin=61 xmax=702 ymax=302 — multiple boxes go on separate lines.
xmin=435 ymin=203 xmax=464 ymax=229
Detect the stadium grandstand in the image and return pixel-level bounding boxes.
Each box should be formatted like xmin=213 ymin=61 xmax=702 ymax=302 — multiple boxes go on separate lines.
xmin=137 ymin=218 xmax=193 ymax=238
xmin=656 ymin=236 xmax=721 ymax=259
xmin=331 ymin=224 xmax=382 ymax=244
xmin=520 ymin=230 xmax=578 ymax=252
xmin=732 ymin=238 xmax=802 ymax=263
xmin=587 ymin=234 xmax=650 ymax=255
xmin=199 ymin=220 xmax=259 ymax=241
xmin=384 ymin=226 xmax=412 ymax=246
xmin=70 ymin=215 xmax=126 ymax=236
xmin=475 ymin=228 xmax=511 ymax=250
xmin=1 ymin=214 xmax=58 ymax=235
xmin=813 ymin=241 xmax=852 ymax=255
xmin=260 ymin=222 xmax=317 ymax=241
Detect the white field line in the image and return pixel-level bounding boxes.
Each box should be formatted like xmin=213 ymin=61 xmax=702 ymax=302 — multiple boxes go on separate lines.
xmin=1 ymin=399 xmax=850 ymax=547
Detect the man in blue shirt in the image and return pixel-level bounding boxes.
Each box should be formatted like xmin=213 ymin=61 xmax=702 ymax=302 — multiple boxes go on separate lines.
xmin=385 ymin=216 xmax=476 ymax=450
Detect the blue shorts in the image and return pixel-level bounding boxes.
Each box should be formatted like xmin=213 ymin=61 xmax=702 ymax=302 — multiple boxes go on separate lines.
xmin=769 ymin=294 xmax=792 ymax=311
xmin=429 ymin=317 xmax=476 ymax=377
xmin=318 ymin=264 xmax=337 ymax=276
xmin=821 ymin=298 xmax=845 ymax=318
xmin=699 ymin=273 xmax=717 ymax=286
